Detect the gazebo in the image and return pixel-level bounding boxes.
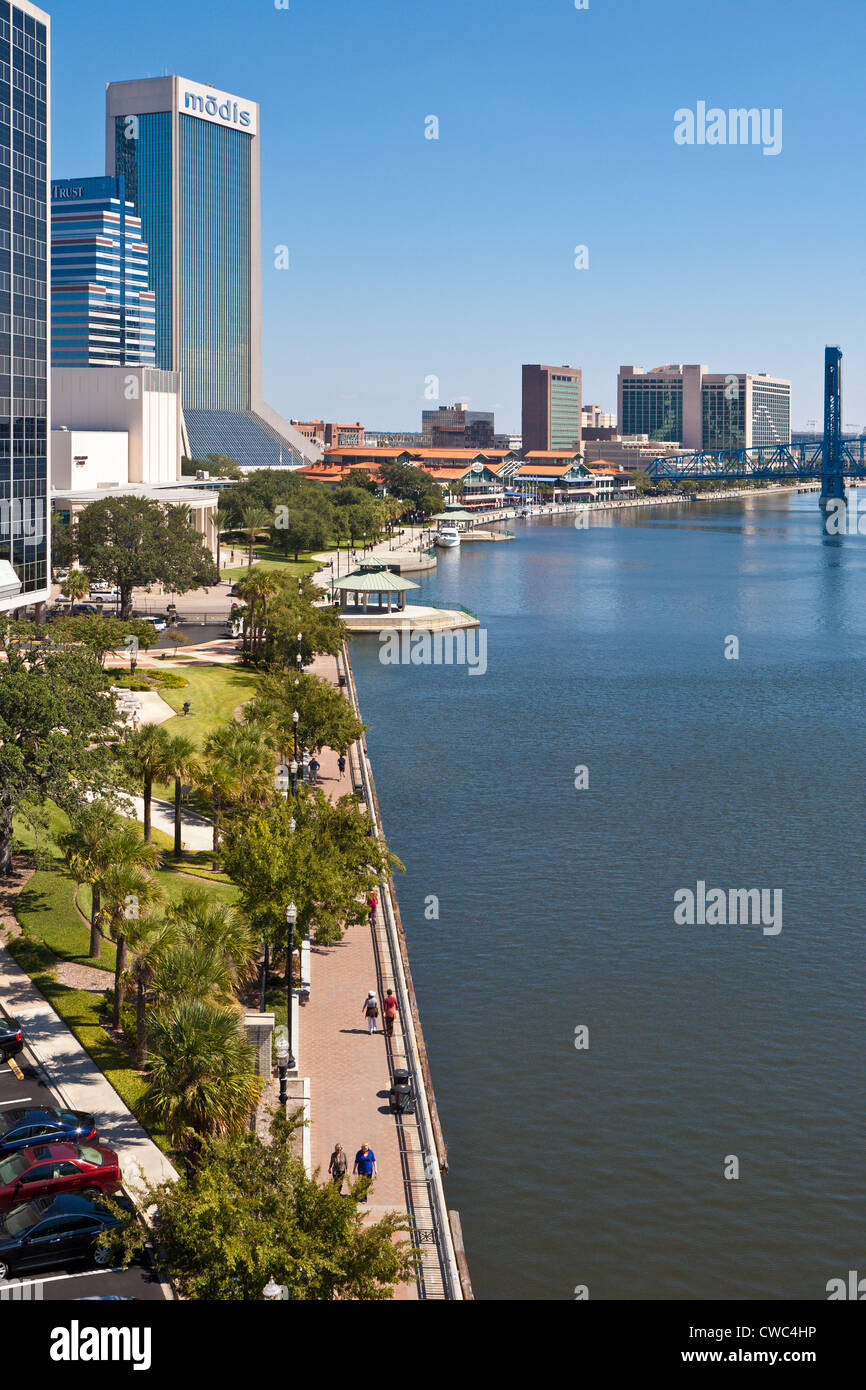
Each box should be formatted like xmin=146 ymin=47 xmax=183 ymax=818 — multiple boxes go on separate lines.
xmin=332 ymin=564 xmax=420 ymax=614
xmin=430 ymin=509 xmax=477 ymax=527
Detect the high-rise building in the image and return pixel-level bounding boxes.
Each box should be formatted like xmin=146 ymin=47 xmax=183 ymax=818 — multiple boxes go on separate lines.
xmin=105 ymin=76 xmax=318 ymax=467
xmin=521 ymin=365 xmax=582 ymax=453
xmin=421 ymin=403 xmax=494 ymax=449
xmin=51 ymin=175 xmax=155 ymax=367
xmin=618 ymin=365 xmax=791 ymax=450
xmin=0 ymin=1 xmax=50 ymax=615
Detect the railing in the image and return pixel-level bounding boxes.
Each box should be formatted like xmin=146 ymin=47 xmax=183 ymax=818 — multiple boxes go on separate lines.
xmin=426 ymin=600 xmax=479 ymax=621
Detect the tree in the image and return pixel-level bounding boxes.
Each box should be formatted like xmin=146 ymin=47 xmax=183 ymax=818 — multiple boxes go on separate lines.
xmin=99 ymin=1112 xmax=415 ymax=1299
xmin=213 ymin=496 xmax=236 ymax=574
xmin=234 ymin=569 xmax=280 ymax=658
xmin=48 ymin=615 xmax=159 ymax=668
xmin=162 ymin=888 xmax=257 ymax=987
xmin=60 ymin=569 xmax=89 ymax=603
xmin=50 ymin=516 xmax=78 ymax=576
xmin=166 ymin=627 xmax=190 ymax=658
xmin=122 ymin=724 xmax=175 ymax=842
xmin=124 ymin=915 xmax=179 ymax=1068
xmin=94 ymin=827 xmax=162 ymax=1029
xmin=181 ymin=454 xmax=242 ymax=481
xmin=58 ymin=800 xmax=122 ymax=959
xmin=221 ymin=792 xmax=398 ymax=971
xmin=76 ymin=495 xmax=217 ymax=619
xmin=139 ymin=997 xmax=263 ymax=1153
xmin=239 ymin=504 xmax=273 ymax=567
xmin=247 ymin=670 xmax=365 ymax=757
xmin=379 ymin=460 xmax=444 ymax=512
xmin=0 ymin=642 xmax=122 ymax=877
xmin=162 ymin=734 xmax=199 ymax=858
xmin=200 ymin=721 xmax=275 ymax=867
xmin=271 ymin=507 xmax=328 ymax=562
xmin=261 ymin=580 xmax=347 ymax=669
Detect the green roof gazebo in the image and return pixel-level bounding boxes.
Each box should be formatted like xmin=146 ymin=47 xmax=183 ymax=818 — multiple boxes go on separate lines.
xmin=332 ymin=564 xmax=420 ymax=614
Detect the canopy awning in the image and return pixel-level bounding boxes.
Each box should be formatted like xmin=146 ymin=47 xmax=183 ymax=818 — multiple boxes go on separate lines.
xmin=430 ymin=509 xmax=476 ymax=522
xmin=332 ymin=567 xmax=420 ymax=593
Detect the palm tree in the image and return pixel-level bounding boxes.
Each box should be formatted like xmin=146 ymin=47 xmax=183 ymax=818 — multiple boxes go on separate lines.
xmin=239 ymin=504 xmax=272 ymax=567
xmin=61 ymin=568 xmax=89 ymax=604
xmin=213 ymin=496 xmax=235 ymax=576
xmin=140 ymin=998 xmax=263 ymax=1154
xmin=150 ymin=941 xmax=237 ymax=1008
xmin=234 ymin=568 xmax=279 ymax=657
xmin=161 ymin=734 xmax=199 ymax=859
xmin=163 ymin=887 xmax=257 ymax=985
xmin=94 ymin=827 xmax=162 ymax=1029
xmin=124 ymin=915 xmax=178 ymax=1068
xmin=200 ymin=722 xmax=274 ymax=868
xmin=123 ymin=724 xmax=174 ymax=842
xmin=58 ymin=800 xmax=121 ymax=960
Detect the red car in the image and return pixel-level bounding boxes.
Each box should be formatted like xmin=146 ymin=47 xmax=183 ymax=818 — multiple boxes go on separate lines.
xmin=0 ymin=1143 xmax=121 ymax=1212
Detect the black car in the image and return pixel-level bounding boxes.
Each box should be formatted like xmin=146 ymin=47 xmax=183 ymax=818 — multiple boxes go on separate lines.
xmin=0 ymin=1108 xmax=97 ymax=1157
xmin=0 ymin=1018 xmax=23 ymax=1065
xmin=0 ymin=1193 xmax=133 ymax=1280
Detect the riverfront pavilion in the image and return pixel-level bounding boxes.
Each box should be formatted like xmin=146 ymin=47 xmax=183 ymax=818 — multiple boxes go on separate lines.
xmin=332 ymin=564 xmax=419 ymax=614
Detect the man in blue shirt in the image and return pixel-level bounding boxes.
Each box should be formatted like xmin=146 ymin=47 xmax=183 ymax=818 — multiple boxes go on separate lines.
xmin=353 ymin=1143 xmax=377 ymax=1201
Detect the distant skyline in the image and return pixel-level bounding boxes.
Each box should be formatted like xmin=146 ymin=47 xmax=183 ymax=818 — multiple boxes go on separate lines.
xmin=48 ymin=0 xmax=866 ymax=434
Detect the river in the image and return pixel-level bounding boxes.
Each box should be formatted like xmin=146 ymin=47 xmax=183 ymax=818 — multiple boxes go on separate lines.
xmin=349 ymin=493 xmax=866 ymax=1300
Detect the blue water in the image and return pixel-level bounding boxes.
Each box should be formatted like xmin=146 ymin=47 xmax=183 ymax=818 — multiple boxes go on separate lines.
xmin=349 ymin=495 xmax=866 ymax=1300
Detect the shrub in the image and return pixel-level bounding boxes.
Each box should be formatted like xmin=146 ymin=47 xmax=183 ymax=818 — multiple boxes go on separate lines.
xmin=151 ymin=671 xmax=188 ymax=689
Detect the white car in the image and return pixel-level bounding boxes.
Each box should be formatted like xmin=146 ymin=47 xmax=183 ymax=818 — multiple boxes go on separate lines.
xmin=138 ymin=615 xmax=166 ymax=632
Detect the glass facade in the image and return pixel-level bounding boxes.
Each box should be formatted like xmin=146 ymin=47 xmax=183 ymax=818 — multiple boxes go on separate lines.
xmin=621 ymin=376 xmax=683 ymax=442
xmin=114 ymin=111 xmax=172 ymax=371
xmin=0 ymin=1 xmax=48 ymax=604
xmin=549 ymin=374 xmax=582 ymax=450
xmin=702 ymin=378 xmax=746 ymax=450
xmin=51 ymin=175 xmax=155 ymax=366
xmin=178 ymin=115 xmax=250 ymax=411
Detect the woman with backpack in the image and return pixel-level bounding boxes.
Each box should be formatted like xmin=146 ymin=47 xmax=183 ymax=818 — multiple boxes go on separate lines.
xmin=362 ymin=990 xmax=379 ymax=1034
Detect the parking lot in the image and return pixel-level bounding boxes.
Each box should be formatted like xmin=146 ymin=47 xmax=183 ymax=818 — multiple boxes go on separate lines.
xmin=0 ymin=1051 xmax=168 ymax=1303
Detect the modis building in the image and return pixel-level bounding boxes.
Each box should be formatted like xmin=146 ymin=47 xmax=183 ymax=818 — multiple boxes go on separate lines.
xmin=104 ymin=76 xmax=318 ymax=467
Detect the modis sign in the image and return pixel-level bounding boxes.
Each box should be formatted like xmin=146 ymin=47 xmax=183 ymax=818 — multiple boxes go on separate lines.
xmin=178 ymin=79 xmax=257 ymax=136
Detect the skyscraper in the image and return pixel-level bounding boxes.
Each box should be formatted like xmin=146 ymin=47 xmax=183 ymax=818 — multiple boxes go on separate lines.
xmin=51 ymin=175 xmax=155 ymax=367
xmin=105 ymin=75 xmax=318 ymax=467
xmin=0 ymin=0 xmax=49 ymax=615
xmin=521 ymin=365 xmax=582 ymax=453
xmin=618 ymin=365 xmax=791 ymax=450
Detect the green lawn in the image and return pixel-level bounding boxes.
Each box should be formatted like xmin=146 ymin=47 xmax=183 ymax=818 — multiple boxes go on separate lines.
xmin=220 ymin=546 xmax=320 ymax=581
xmin=157 ymin=662 xmax=262 ymax=747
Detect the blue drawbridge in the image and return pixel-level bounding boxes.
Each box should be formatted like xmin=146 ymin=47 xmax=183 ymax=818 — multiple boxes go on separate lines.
xmin=646 ymin=347 xmax=860 ymax=507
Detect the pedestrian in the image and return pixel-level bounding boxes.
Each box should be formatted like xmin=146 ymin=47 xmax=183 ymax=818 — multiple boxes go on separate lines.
xmin=337 ymin=752 xmax=346 ymax=776
xmin=383 ymin=988 xmax=398 ymax=1038
xmin=353 ymin=1143 xmax=377 ymax=1201
xmin=309 ymin=755 xmax=320 ymax=786
xmin=328 ymin=1142 xmax=348 ymax=1193
xmin=367 ymin=889 xmax=378 ymax=927
xmin=362 ymin=990 xmax=379 ymax=1033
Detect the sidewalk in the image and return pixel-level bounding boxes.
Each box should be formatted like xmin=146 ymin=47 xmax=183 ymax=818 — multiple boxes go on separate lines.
xmin=0 ymin=945 xmax=178 ymax=1199
xmin=300 ymin=651 xmax=421 ymax=1300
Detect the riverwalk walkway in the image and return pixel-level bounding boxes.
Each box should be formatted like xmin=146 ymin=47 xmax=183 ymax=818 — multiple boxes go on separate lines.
xmin=299 ymin=648 xmax=462 ymax=1300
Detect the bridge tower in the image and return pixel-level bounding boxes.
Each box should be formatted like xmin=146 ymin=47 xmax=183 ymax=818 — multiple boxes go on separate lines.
xmin=820 ymin=345 xmax=846 ymax=509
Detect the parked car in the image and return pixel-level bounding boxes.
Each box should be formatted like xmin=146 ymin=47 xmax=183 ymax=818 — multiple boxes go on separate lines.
xmin=0 ymin=1193 xmax=134 ymax=1280
xmin=0 ymin=1018 xmax=23 ymax=1065
xmin=0 ymin=1142 xmax=121 ymax=1212
xmin=0 ymin=1108 xmax=97 ymax=1158
xmin=137 ymin=614 xmax=166 ymax=632
xmin=71 ymin=602 xmax=99 ymax=616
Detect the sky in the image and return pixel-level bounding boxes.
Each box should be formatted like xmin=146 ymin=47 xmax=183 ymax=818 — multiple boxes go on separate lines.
xmin=47 ymin=0 xmax=866 ymax=433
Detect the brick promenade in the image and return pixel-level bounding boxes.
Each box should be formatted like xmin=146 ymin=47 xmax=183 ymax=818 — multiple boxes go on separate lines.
xmin=299 ymin=651 xmax=420 ymax=1300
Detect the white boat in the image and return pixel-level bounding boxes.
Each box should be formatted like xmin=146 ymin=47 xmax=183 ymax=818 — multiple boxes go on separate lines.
xmin=434 ymin=522 xmax=461 ymax=548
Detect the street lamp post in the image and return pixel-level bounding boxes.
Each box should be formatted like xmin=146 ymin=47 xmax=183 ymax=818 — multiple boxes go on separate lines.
xmin=290 ymin=758 xmax=298 ymax=796
xmin=292 ymin=708 xmax=299 ymax=769
xmin=285 ymin=901 xmax=298 ymax=1082
xmin=275 ymin=1029 xmax=289 ymax=1108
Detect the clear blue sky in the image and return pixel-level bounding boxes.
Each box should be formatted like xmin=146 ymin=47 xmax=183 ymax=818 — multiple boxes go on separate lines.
xmin=48 ymin=0 xmax=866 ymax=432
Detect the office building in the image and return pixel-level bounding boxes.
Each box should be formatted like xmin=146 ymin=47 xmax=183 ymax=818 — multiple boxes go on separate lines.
xmin=290 ymin=419 xmax=365 ymax=449
xmin=0 ymin=1 xmax=50 ymax=615
xmin=105 ymin=76 xmax=318 ymax=467
xmin=51 ymin=175 xmax=155 ymax=367
xmin=618 ymin=365 xmax=791 ymax=450
xmin=421 ymin=403 xmax=494 ymax=449
xmin=521 ymin=365 xmax=582 ymax=453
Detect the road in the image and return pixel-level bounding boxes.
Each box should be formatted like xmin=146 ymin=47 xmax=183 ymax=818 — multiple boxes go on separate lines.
xmin=0 ymin=1050 xmax=168 ymax=1302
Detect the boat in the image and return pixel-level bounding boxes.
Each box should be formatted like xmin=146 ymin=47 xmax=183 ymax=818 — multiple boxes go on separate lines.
xmin=434 ymin=521 xmax=461 ymax=548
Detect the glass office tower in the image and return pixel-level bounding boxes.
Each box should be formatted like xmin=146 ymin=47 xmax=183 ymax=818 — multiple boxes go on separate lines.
xmin=0 ymin=0 xmax=49 ymax=614
xmin=51 ymin=175 xmax=155 ymax=367
xmin=106 ymin=76 xmax=316 ymax=467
